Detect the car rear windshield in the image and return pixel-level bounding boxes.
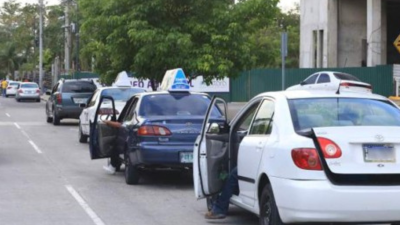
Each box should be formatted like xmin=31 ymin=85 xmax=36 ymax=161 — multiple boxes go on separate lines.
xmin=333 ymin=73 xmax=360 ymax=81
xmin=9 ymin=82 xmax=19 ymax=87
xmin=289 ymin=98 xmax=400 ymax=131
xmin=101 ymin=88 xmax=145 ymax=102
xmin=62 ymin=81 xmax=97 ymax=93
xmin=21 ymin=83 xmax=38 ymax=88
xmin=139 ymin=93 xmax=222 ymax=117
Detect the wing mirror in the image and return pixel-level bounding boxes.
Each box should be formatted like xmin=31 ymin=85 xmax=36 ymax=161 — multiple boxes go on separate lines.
xmin=207 ymin=123 xmax=220 ymax=134
xmin=300 ymin=81 xmax=307 ymax=86
xmin=79 ymin=103 xmax=87 ymax=108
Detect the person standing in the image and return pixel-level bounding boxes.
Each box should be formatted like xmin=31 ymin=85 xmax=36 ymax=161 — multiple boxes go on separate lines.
xmin=1 ymin=79 xmax=8 ymax=97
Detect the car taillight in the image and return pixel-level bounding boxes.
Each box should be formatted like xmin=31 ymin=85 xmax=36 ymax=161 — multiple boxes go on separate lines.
xmin=138 ymin=125 xmax=171 ymax=136
xmin=18 ymin=89 xmax=23 ymax=93
xmin=317 ymin=137 xmax=342 ymax=158
xmin=340 ymin=82 xmax=372 ymax=91
xmin=36 ymin=89 xmax=40 ymax=93
xmin=56 ymin=94 xmax=62 ymax=104
xmin=98 ymin=108 xmax=119 ymax=115
xmin=7 ymin=87 xmax=11 ymax=89
xmin=291 ymin=148 xmax=322 ymax=170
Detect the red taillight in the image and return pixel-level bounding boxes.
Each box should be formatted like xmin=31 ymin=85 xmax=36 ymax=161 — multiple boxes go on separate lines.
xmin=18 ymin=89 xmax=23 ymax=93
xmin=7 ymin=87 xmax=11 ymax=89
xmin=56 ymin=94 xmax=62 ymax=104
xmin=98 ymin=108 xmax=119 ymax=115
xmin=138 ymin=125 xmax=171 ymax=136
xmin=36 ymin=89 xmax=40 ymax=93
xmin=291 ymin=148 xmax=322 ymax=170
xmin=317 ymin=137 xmax=342 ymax=158
xmin=340 ymin=82 xmax=372 ymax=91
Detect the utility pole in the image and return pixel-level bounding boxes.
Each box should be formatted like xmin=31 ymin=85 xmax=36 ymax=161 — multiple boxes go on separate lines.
xmin=64 ymin=0 xmax=70 ymax=76
xmin=39 ymin=0 xmax=43 ymax=92
xmin=281 ymin=32 xmax=288 ymax=90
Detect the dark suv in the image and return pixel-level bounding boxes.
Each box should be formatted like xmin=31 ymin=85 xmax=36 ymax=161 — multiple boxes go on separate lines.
xmin=46 ymin=79 xmax=97 ymax=125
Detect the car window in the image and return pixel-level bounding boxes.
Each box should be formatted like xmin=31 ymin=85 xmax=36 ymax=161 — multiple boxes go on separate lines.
xmin=9 ymin=82 xmax=19 ymax=87
xmin=303 ymin=74 xmax=319 ymax=85
xmin=124 ymin=98 xmax=139 ymax=122
xmin=317 ymin=74 xmax=330 ymax=84
xmin=21 ymin=83 xmax=38 ymax=88
xmin=88 ymin=90 xmax=100 ymax=107
xmin=62 ymin=81 xmax=97 ymax=93
xmin=234 ymin=102 xmax=260 ymax=131
xmin=138 ymin=93 xmax=222 ymax=117
xmin=289 ymin=98 xmax=400 ymax=131
xmin=101 ymin=88 xmax=144 ymax=102
xmin=249 ymin=100 xmax=275 ymax=135
xmin=333 ymin=73 xmax=360 ymax=81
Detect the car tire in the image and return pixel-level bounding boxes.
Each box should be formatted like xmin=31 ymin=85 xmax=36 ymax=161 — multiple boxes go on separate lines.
xmin=78 ymin=122 xmax=88 ymax=143
xmin=124 ymin=152 xmax=140 ymax=185
xmin=36 ymin=99 xmax=40 ymax=102
xmin=259 ymin=184 xmax=284 ymax=225
xmin=53 ymin=110 xmax=60 ymax=126
xmin=16 ymin=98 xmax=20 ymax=102
xmin=5 ymin=95 xmax=8 ymax=98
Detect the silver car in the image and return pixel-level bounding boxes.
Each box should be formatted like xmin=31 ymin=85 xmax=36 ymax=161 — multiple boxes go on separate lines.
xmin=15 ymin=82 xmax=41 ymax=102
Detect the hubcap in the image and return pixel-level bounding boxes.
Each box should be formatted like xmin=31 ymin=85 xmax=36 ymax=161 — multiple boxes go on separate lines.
xmin=262 ymin=197 xmax=272 ymax=225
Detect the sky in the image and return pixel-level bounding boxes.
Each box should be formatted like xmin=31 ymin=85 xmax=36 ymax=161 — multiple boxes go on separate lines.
xmin=0 ymin=0 xmax=300 ymax=9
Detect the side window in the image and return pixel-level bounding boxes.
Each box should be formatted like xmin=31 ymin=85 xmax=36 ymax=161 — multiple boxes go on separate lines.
xmin=123 ymin=98 xmax=139 ymax=122
xmin=249 ymin=100 xmax=275 ymax=135
xmin=303 ymin=74 xmax=319 ymax=85
xmin=88 ymin=90 xmax=100 ymax=107
xmin=317 ymin=73 xmax=330 ymax=84
xmin=234 ymin=102 xmax=260 ymax=132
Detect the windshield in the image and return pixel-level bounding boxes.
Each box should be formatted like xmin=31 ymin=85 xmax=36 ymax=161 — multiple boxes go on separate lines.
xmin=9 ymin=82 xmax=19 ymax=87
xmin=21 ymin=83 xmax=38 ymax=88
xmin=62 ymin=81 xmax=97 ymax=93
xmin=289 ymin=98 xmax=400 ymax=131
xmin=101 ymin=88 xmax=145 ymax=102
xmin=333 ymin=73 xmax=360 ymax=81
xmin=139 ymin=93 xmax=222 ymax=117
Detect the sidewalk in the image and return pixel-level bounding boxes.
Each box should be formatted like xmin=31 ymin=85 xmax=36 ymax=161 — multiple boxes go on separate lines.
xmin=40 ymin=94 xmax=49 ymax=102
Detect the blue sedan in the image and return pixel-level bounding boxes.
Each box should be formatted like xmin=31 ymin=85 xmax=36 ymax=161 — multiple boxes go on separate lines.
xmin=89 ymin=91 xmax=224 ymax=184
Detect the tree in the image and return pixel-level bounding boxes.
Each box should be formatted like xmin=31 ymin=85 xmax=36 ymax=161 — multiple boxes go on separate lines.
xmin=80 ymin=0 xmax=279 ymax=87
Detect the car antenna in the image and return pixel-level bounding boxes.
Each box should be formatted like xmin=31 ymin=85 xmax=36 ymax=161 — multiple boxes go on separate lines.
xmin=336 ymin=79 xmax=341 ymax=95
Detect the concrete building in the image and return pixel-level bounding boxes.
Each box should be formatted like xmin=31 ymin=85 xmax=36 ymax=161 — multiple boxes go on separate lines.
xmin=300 ymin=0 xmax=400 ymax=68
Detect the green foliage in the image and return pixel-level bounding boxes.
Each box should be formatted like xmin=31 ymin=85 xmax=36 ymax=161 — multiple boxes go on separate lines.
xmin=80 ymin=0 xmax=281 ymax=86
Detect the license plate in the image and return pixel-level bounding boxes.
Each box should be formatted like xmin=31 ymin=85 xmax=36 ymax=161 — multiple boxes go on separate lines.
xmin=363 ymin=144 xmax=395 ymax=163
xmin=180 ymin=152 xmax=193 ymax=163
xmin=73 ymin=98 xmax=87 ymax=104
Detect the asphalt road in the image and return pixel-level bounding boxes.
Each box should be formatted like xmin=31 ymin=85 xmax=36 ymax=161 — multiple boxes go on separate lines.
xmin=0 ymin=96 xmax=257 ymax=225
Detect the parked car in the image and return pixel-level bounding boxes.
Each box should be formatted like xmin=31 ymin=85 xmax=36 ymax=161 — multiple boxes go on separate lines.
xmin=89 ymin=68 xmax=224 ymax=185
xmin=78 ymin=86 xmax=145 ymax=143
xmin=15 ymin=82 xmax=40 ymax=102
xmin=46 ymin=79 xmax=97 ymax=125
xmin=5 ymin=81 xmax=20 ymax=97
xmin=194 ymin=88 xmax=400 ymax=224
xmin=286 ymin=71 xmax=372 ymax=93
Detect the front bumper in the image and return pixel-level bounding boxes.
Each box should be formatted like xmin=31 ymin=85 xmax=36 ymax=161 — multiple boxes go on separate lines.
xmin=271 ymin=176 xmax=400 ymax=223
xmin=129 ymin=144 xmax=193 ymax=168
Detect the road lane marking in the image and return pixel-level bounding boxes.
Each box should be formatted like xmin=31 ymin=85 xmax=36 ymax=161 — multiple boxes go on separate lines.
xmin=28 ymin=140 xmax=43 ymax=154
xmin=65 ymin=185 xmax=105 ymax=225
xmin=21 ymin=130 xmax=30 ymax=139
xmin=5 ymin=113 xmax=10 ymax=117
xmin=14 ymin=122 xmax=20 ymax=129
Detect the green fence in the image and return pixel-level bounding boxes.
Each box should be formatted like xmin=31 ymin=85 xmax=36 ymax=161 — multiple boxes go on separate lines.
xmin=213 ymin=65 xmax=394 ymax=102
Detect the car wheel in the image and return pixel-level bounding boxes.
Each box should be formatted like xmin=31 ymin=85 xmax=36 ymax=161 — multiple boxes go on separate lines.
xmin=5 ymin=95 xmax=8 ymax=98
xmin=78 ymin=122 xmax=88 ymax=143
xmin=124 ymin=151 xmax=140 ymax=185
xmin=16 ymin=98 xmax=20 ymax=102
xmin=53 ymin=110 xmax=60 ymax=126
xmin=36 ymin=99 xmax=40 ymax=102
xmin=259 ymin=184 xmax=284 ymax=225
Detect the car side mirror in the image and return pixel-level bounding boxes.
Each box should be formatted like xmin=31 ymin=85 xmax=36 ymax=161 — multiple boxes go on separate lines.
xmin=45 ymin=90 xmax=51 ymax=95
xmin=79 ymin=103 xmax=87 ymax=108
xmin=300 ymin=81 xmax=307 ymax=86
xmin=207 ymin=123 xmax=220 ymax=134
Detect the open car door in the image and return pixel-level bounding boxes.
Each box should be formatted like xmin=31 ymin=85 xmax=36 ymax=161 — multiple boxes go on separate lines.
xmin=89 ymin=96 xmax=118 ymax=160
xmin=194 ymin=96 xmax=229 ymax=199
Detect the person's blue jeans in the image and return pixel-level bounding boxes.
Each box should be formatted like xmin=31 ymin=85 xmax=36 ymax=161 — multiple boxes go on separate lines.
xmin=2 ymin=89 xmax=6 ymax=97
xmin=211 ymin=167 xmax=239 ymax=215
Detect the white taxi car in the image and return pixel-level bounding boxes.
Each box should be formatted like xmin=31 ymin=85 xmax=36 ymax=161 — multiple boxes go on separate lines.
xmin=5 ymin=81 xmax=20 ymax=97
xmin=78 ymin=86 xmax=145 ymax=143
xmin=194 ymin=88 xmax=400 ymax=224
xmin=287 ymin=71 xmax=372 ymax=93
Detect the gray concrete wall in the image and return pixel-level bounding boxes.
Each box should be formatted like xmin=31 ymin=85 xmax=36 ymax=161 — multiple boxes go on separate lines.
xmin=337 ymin=0 xmax=367 ymax=67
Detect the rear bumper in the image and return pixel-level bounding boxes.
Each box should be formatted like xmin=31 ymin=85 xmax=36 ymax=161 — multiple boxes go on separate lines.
xmin=16 ymin=93 xmax=40 ymax=99
xmin=271 ymin=176 xmax=400 ymax=223
xmin=129 ymin=144 xmax=193 ymax=168
xmin=55 ymin=105 xmax=83 ymax=119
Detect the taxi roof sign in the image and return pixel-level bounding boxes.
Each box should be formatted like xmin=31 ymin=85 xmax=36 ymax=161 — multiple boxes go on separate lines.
xmin=159 ymin=68 xmax=190 ymax=92
xmin=112 ymin=71 xmax=132 ymax=87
